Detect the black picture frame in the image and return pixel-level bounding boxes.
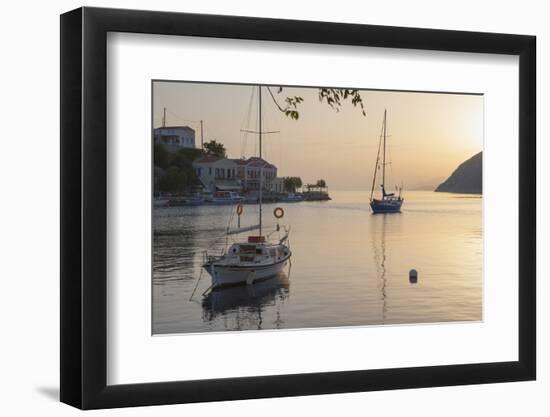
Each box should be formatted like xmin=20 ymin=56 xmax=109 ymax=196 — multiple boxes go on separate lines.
xmin=60 ymin=6 xmax=536 ymax=410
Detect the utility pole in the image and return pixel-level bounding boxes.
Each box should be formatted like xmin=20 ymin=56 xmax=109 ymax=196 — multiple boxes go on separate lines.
xmin=200 ymin=120 xmax=204 ymax=149
xmin=162 ymin=107 xmax=166 ymax=128
xmin=258 ymin=86 xmax=263 ymax=237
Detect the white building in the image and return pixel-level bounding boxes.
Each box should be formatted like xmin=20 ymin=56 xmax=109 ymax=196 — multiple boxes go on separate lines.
xmin=193 ymin=156 xmax=284 ymax=193
xmin=268 ymin=177 xmax=285 ymax=193
xmin=236 ymin=157 xmax=277 ymax=192
xmin=193 ymin=156 xmax=241 ymax=192
xmin=154 ymin=126 xmax=195 ymax=150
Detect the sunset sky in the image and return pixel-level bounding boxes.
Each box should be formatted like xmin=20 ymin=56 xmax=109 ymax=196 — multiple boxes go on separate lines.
xmin=153 ymin=81 xmax=483 ymax=190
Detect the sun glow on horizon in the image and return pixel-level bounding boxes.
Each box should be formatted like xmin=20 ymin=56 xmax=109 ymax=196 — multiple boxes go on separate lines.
xmin=153 ymin=82 xmax=483 ymax=190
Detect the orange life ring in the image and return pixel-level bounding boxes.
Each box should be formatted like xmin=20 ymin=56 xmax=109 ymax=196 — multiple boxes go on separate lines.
xmin=273 ymin=207 xmax=284 ymax=219
xmin=236 ymin=204 xmax=243 ymax=215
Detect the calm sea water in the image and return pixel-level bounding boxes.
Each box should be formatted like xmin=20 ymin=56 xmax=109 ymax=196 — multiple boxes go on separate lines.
xmin=152 ymin=190 xmax=482 ymax=334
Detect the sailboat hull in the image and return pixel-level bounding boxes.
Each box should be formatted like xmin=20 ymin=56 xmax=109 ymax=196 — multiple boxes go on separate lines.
xmin=370 ymin=198 xmax=403 ymax=214
xmin=204 ymin=256 xmax=290 ymax=289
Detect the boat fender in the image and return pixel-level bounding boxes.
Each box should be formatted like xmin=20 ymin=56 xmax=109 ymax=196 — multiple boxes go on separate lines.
xmin=236 ymin=204 xmax=243 ymax=216
xmin=274 ymin=207 xmax=284 ymax=219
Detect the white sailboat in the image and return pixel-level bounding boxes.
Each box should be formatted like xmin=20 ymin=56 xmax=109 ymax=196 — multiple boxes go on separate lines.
xmin=370 ymin=109 xmax=404 ymax=213
xmin=202 ymin=86 xmax=292 ymax=290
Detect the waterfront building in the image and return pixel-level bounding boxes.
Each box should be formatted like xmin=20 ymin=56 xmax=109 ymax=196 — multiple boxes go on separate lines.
xmin=192 ymin=156 xmax=240 ymax=192
xmin=268 ymin=177 xmax=285 ymax=193
xmin=193 ymin=155 xmax=284 ymax=193
xmin=154 ymin=126 xmax=196 ymax=150
xmin=234 ymin=157 xmax=277 ymax=192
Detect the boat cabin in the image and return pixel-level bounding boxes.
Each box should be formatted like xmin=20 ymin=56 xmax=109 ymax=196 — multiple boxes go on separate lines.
xmin=227 ymin=240 xmax=289 ymax=264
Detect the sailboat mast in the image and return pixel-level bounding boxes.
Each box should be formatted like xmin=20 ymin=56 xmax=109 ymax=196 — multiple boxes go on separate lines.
xmin=370 ymin=126 xmax=383 ymax=201
xmin=258 ymin=86 xmax=263 ymax=236
xmin=382 ymin=109 xmax=387 ymax=194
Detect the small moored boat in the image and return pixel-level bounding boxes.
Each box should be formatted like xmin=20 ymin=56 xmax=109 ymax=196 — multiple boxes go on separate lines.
xmin=207 ymin=191 xmax=245 ymax=205
xmin=202 ymin=86 xmax=292 ymax=290
xmin=204 ymin=233 xmax=291 ymax=288
xmin=153 ymin=197 xmax=170 ymax=207
xmin=282 ymin=193 xmax=304 ymax=202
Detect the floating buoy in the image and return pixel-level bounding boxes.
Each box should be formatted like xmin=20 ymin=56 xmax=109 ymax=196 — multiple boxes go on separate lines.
xmin=409 ymin=269 xmax=418 ymax=284
xmin=274 ymin=207 xmax=284 ymax=219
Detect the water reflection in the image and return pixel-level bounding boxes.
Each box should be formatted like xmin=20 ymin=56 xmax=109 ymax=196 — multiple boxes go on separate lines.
xmin=201 ymin=271 xmax=291 ymax=331
xmin=153 ymin=191 xmax=482 ymax=334
xmin=371 ymin=214 xmax=388 ymax=322
xmin=153 ymin=206 xmax=229 ymax=284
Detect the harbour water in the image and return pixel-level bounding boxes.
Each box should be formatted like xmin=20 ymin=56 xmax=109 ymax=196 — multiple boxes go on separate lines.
xmin=153 ymin=190 xmax=482 ymax=334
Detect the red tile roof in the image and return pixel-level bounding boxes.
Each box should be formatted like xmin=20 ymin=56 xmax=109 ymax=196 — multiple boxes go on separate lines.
xmin=194 ymin=156 xmax=277 ymax=169
xmin=244 ymin=157 xmax=277 ymax=169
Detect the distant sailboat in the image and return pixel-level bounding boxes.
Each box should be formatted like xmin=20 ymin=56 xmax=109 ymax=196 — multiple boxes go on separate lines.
xmin=202 ymin=86 xmax=292 ymax=289
xmin=370 ymin=109 xmax=404 ymax=214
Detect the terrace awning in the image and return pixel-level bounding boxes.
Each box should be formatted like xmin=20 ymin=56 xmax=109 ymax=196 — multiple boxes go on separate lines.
xmin=215 ymin=180 xmax=242 ymax=191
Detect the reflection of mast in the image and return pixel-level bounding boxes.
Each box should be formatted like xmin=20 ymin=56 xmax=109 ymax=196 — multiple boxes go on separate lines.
xmin=372 ymin=216 xmax=388 ymax=322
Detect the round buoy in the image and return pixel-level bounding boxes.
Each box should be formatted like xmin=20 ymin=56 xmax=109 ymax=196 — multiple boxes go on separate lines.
xmin=273 ymin=207 xmax=284 ymax=219
xmin=409 ymin=269 xmax=418 ymax=284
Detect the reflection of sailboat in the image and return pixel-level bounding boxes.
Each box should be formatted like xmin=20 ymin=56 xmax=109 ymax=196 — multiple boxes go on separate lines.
xmin=202 ymin=86 xmax=292 ymax=289
xmin=201 ymin=271 xmax=290 ymax=326
xmin=372 ymin=215 xmax=388 ymax=322
xmin=370 ymin=109 xmax=404 ymax=213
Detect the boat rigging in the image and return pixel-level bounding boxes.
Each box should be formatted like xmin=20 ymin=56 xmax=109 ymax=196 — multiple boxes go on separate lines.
xmin=201 ymin=86 xmax=292 ymax=290
xmin=370 ymin=109 xmax=404 ymax=214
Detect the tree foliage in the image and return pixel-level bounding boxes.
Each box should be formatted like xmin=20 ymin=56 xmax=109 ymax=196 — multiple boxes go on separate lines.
xmin=171 ymin=148 xmax=203 ymax=169
xmin=283 ymin=176 xmax=303 ymax=193
xmin=154 ymin=143 xmax=170 ymax=169
xmin=305 ymin=179 xmax=328 ymax=191
xmin=158 ymin=166 xmax=189 ymax=193
xmin=267 ymin=86 xmax=366 ymax=120
xmin=154 ymin=146 xmax=202 ymax=193
xmin=203 ymin=140 xmax=227 ymax=158
xmin=318 ymin=89 xmax=366 ymax=116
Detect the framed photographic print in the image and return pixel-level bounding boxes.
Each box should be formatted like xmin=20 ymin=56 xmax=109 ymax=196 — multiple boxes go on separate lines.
xmin=60 ymin=6 xmax=536 ymax=409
